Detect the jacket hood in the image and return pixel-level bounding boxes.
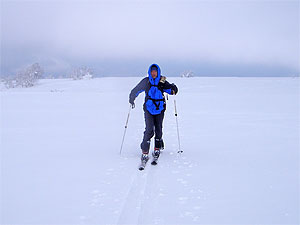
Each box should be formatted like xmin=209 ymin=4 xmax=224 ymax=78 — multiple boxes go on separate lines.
xmin=148 ymin=64 xmax=161 ymax=85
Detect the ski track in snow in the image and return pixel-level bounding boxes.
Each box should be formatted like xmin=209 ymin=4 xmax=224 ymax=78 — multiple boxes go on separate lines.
xmin=116 ymin=151 xmax=205 ymax=225
xmin=82 ymin=149 xmax=204 ymax=225
xmin=116 ymin=167 xmax=149 ymax=224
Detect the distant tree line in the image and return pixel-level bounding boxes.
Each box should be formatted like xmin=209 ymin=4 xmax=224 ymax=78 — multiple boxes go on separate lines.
xmin=69 ymin=66 xmax=93 ymax=80
xmin=3 ymin=63 xmax=43 ymax=88
xmin=3 ymin=63 xmax=94 ymax=89
xmin=181 ymin=70 xmax=194 ymax=78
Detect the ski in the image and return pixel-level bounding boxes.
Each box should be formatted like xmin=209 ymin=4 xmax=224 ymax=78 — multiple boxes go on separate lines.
xmin=151 ymin=159 xmax=158 ymax=165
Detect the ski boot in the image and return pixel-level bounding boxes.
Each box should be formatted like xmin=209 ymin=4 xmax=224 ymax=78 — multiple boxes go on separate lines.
xmin=139 ymin=153 xmax=149 ymax=170
xmin=151 ymin=148 xmax=160 ymax=165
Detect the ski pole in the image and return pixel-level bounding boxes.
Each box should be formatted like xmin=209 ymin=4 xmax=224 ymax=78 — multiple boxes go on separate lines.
xmin=174 ymin=99 xmax=183 ymax=154
xmin=119 ymin=105 xmax=132 ymax=155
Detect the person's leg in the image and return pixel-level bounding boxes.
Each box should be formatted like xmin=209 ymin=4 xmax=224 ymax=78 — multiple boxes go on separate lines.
xmin=154 ymin=110 xmax=165 ymax=149
xmin=140 ymin=110 xmax=155 ymax=154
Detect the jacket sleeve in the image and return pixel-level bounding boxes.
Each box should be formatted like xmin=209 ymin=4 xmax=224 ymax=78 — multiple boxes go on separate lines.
xmin=129 ymin=77 xmax=147 ymax=103
xmin=163 ymin=80 xmax=178 ymax=95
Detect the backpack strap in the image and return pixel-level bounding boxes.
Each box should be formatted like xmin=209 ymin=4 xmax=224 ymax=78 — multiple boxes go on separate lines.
xmin=148 ymin=97 xmax=164 ymax=110
xmin=149 ymin=82 xmax=164 ymax=93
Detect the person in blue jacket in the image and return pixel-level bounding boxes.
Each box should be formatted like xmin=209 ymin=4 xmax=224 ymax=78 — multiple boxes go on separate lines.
xmin=129 ymin=64 xmax=178 ymax=164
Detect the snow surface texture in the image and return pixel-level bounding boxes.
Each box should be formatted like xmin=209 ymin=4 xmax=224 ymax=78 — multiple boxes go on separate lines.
xmin=1 ymin=77 xmax=299 ymax=225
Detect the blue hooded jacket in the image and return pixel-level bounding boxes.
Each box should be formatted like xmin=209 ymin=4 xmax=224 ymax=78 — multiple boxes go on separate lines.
xmin=129 ymin=64 xmax=178 ymax=115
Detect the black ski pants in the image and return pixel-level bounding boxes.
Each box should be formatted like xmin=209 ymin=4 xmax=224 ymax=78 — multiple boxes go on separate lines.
xmin=140 ymin=109 xmax=164 ymax=154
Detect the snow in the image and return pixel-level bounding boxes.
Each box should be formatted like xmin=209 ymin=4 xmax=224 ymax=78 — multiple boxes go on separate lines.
xmin=1 ymin=77 xmax=299 ymax=224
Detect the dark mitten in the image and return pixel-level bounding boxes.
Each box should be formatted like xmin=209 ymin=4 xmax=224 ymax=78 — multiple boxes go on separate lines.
xmin=129 ymin=99 xmax=135 ymax=109
xmin=171 ymin=83 xmax=178 ymax=95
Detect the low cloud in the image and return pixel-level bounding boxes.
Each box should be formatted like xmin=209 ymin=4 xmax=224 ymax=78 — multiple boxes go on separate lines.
xmin=1 ymin=0 xmax=299 ymax=76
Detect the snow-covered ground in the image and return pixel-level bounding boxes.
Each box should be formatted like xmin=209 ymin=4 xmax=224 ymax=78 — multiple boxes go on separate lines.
xmin=1 ymin=77 xmax=299 ymax=225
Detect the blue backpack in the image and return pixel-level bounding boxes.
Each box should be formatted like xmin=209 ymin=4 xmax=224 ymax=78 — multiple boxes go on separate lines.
xmin=145 ymin=64 xmax=165 ymax=115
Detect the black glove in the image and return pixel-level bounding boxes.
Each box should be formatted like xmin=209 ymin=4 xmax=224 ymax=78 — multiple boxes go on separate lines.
xmin=171 ymin=83 xmax=178 ymax=95
xmin=129 ymin=99 xmax=135 ymax=109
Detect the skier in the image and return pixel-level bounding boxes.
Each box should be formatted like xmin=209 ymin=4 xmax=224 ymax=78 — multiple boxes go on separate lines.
xmin=129 ymin=64 xmax=178 ymax=169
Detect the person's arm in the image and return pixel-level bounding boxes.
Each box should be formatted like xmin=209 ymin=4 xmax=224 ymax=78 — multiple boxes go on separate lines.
xmin=163 ymin=80 xmax=178 ymax=95
xmin=129 ymin=77 xmax=147 ymax=107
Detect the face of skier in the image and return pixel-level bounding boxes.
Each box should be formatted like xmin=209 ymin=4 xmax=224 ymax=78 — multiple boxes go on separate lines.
xmin=151 ymin=70 xmax=158 ymax=79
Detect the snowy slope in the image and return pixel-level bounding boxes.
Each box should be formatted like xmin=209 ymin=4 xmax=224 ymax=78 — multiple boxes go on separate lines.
xmin=1 ymin=77 xmax=299 ymax=225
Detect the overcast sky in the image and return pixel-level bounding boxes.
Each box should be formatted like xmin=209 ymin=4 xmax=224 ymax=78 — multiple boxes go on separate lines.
xmin=1 ymin=0 xmax=299 ymax=77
